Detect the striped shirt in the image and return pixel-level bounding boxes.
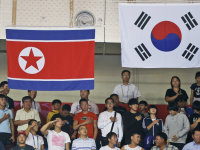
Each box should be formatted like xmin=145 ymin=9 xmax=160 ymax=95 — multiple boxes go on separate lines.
xmin=72 ymin=137 xmax=96 ymax=150
xmin=151 ymin=144 xmax=178 ymax=150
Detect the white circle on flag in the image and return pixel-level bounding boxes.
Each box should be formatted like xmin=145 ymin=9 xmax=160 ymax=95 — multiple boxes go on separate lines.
xmin=18 ymin=47 xmax=45 ymax=74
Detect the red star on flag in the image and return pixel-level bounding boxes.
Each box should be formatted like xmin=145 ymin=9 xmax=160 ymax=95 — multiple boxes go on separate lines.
xmin=21 ymin=48 xmax=43 ymax=70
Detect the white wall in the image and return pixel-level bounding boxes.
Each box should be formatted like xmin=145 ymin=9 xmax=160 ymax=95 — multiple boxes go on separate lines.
xmin=0 ymin=52 xmax=199 ymax=104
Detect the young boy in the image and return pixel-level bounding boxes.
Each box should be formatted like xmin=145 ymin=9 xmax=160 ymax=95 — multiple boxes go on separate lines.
xmin=100 ymin=132 xmax=120 ymax=150
xmin=190 ymin=71 xmax=200 ymax=105
xmin=142 ymin=105 xmax=163 ymax=150
xmin=139 ymin=100 xmax=148 ymax=118
xmin=121 ymin=132 xmax=144 ymax=150
xmin=177 ymin=95 xmax=193 ymax=117
xmin=46 ymin=99 xmax=62 ymax=123
xmin=41 ymin=117 xmax=71 ymax=150
xmin=0 ymin=94 xmax=15 ymax=147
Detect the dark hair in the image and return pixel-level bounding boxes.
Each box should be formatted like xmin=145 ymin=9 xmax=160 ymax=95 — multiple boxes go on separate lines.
xmin=192 ymin=101 xmax=200 ymax=111
xmin=167 ymin=105 xmax=178 ymax=111
xmin=28 ymin=90 xmax=37 ymax=93
xmin=22 ymin=96 xmax=33 ymax=103
xmin=128 ymin=98 xmax=138 ymax=106
xmin=52 ymin=99 xmax=62 ymax=105
xmin=62 ymin=104 xmax=71 ymax=111
xmin=0 ymin=81 xmax=8 ymax=87
xmin=192 ymin=127 xmax=200 ymax=135
xmin=139 ymin=100 xmax=148 ymax=106
xmin=0 ymin=94 xmax=6 ymax=99
xmin=110 ymin=94 xmax=119 ymax=98
xmin=80 ymin=90 xmax=90 ymax=93
xmin=195 ymin=71 xmax=200 ymax=79
xmin=105 ymin=97 xmax=114 ymax=104
xmin=177 ymin=94 xmax=188 ymax=102
xmin=156 ymin=132 xmax=168 ymax=142
xmin=132 ymin=132 xmax=141 ymax=137
xmin=170 ymin=76 xmax=181 ymax=89
xmin=107 ymin=132 xmax=117 ymax=140
xmin=28 ymin=119 xmax=37 ymax=126
xmin=51 ymin=116 xmax=63 ymax=121
xmin=121 ymin=70 xmax=131 ymax=76
xmin=148 ymin=105 xmax=158 ymax=112
xmin=79 ymin=98 xmax=88 ymax=105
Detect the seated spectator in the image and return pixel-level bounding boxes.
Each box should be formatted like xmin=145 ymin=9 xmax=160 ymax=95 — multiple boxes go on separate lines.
xmin=99 ymin=132 xmax=120 ymax=150
xmin=98 ymin=97 xmax=123 ymax=147
xmin=25 ymin=119 xmax=44 ymax=150
xmin=51 ymin=104 xmax=75 ymax=139
xmin=121 ymin=132 xmax=144 ymax=150
xmin=72 ymin=125 xmax=96 ymax=150
xmin=40 ymin=117 xmax=71 ymax=150
xmin=183 ymin=128 xmax=200 ymax=150
xmin=190 ymin=71 xmax=200 ymax=105
xmin=73 ymin=99 xmax=98 ymax=140
xmin=151 ymin=132 xmax=178 ymax=150
xmin=142 ymin=105 xmax=163 ymax=150
xmin=165 ymin=76 xmax=188 ymax=105
xmin=139 ymin=100 xmax=148 ymax=118
xmin=15 ymin=96 xmax=41 ymax=131
xmin=113 ymin=70 xmax=141 ymax=104
xmin=11 ymin=131 xmax=34 ymax=150
xmin=187 ymin=101 xmax=200 ymax=143
xmin=21 ymin=90 xmax=41 ymax=113
xmin=0 ymin=94 xmax=15 ymax=148
xmin=177 ymin=95 xmax=193 ymax=117
xmin=0 ymin=81 xmax=14 ymax=113
xmin=70 ymin=90 xmax=99 ymax=115
xmin=124 ymin=98 xmax=144 ymax=145
xmin=164 ymin=105 xmax=190 ymax=150
xmin=46 ymin=99 xmax=61 ymax=123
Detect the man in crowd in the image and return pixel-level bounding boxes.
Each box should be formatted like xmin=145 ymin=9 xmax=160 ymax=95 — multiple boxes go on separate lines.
xmin=98 ymin=97 xmax=123 ymax=147
xmin=151 ymin=132 xmax=178 ymax=150
xmin=15 ymin=96 xmax=41 ymax=131
xmin=72 ymin=125 xmax=96 ymax=150
xmin=113 ymin=70 xmax=141 ymax=103
xmin=0 ymin=94 xmax=15 ymax=148
xmin=73 ymin=99 xmax=98 ymax=140
xmin=183 ymin=128 xmax=200 ymax=149
xmin=70 ymin=90 xmax=99 ymax=115
xmin=164 ymin=105 xmax=190 ymax=150
xmin=46 ymin=99 xmax=62 ymax=123
xmin=100 ymin=132 xmax=120 ymax=150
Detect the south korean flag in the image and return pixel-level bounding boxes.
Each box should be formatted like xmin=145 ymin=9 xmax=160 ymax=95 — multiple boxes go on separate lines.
xmin=119 ymin=3 xmax=200 ymax=68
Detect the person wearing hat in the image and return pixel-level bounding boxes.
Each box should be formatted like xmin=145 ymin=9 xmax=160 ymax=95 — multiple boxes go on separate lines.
xmin=123 ymin=98 xmax=144 ymax=145
xmin=11 ymin=131 xmax=34 ymax=150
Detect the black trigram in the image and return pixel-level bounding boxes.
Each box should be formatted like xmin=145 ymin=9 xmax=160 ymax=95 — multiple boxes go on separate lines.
xmin=182 ymin=43 xmax=199 ymax=61
xmin=135 ymin=43 xmax=152 ymax=61
xmin=134 ymin=11 xmax=151 ymax=30
xmin=181 ymin=12 xmax=198 ymax=30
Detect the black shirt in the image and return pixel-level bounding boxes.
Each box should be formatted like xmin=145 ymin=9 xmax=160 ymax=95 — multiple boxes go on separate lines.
xmin=51 ymin=113 xmax=73 ymax=136
xmin=165 ymin=88 xmax=188 ymax=105
xmin=191 ymin=83 xmax=200 ymax=98
xmin=6 ymin=96 xmax=14 ymax=109
xmin=11 ymin=145 xmax=34 ymax=150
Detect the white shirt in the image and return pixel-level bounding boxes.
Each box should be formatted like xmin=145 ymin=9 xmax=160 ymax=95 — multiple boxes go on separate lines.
xmin=47 ymin=130 xmax=71 ymax=150
xmin=15 ymin=108 xmax=41 ymax=131
xmin=26 ymin=133 xmax=44 ymax=150
xmin=100 ymin=145 xmax=120 ymax=150
xmin=113 ymin=83 xmax=141 ymax=103
xmin=70 ymin=100 xmax=99 ymax=114
xmin=72 ymin=137 xmax=96 ymax=150
xmin=98 ymin=111 xmax=123 ymax=142
xmin=20 ymin=100 xmax=41 ymax=112
xmin=123 ymin=145 xmax=142 ymax=150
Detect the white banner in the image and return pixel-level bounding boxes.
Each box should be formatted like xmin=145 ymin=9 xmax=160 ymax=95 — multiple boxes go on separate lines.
xmin=119 ymin=3 xmax=200 ymax=68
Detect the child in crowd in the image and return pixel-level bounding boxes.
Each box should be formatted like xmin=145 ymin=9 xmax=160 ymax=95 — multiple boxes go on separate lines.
xmin=139 ymin=100 xmax=148 ymax=118
xmin=142 ymin=105 xmax=163 ymax=150
xmin=177 ymin=95 xmax=193 ymax=117
xmin=190 ymin=71 xmax=200 ymax=105
xmin=46 ymin=99 xmax=62 ymax=123
xmin=100 ymin=132 xmax=120 ymax=150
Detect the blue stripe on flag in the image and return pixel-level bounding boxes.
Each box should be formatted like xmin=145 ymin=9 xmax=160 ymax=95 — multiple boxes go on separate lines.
xmin=6 ymin=29 xmax=95 ymax=40
xmin=8 ymin=79 xmax=94 ymax=91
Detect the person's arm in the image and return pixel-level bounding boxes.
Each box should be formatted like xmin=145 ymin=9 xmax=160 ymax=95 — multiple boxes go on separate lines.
xmin=163 ymin=117 xmax=169 ymax=137
xmin=93 ymin=103 xmax=99 ymax=115
xmin=10 ymin=119 xmax=15 ymax=143
xmin=93 ymin=120 xmax=98 ymax=140
xmin=190 ymin=90 xmax=194 ymax=105
xmin=176 ymin=116 xmax=190 ymax=138
xmin=73 ymin=119 xmax=91 ymax=130
xmin=121 ymin=146 xmax=125 ymax=150
xmin=65 ymin=143 xmax=70 ymax=150
xmin=14 ymin=119 xmax=30 ymax=126
xmin=190 ymin=118 xmax=200 ymax=130
xmin=40 ymin=120 xmax=56 ymax=136
xmin=0 ymin=113 xmax=10 ymax=123
xmin=41 ymin=145 xmax=45 ymax=150
xmin=34 ymin=110 xmax=41 ymax=124
xmin=165 ymin=94 xmax=179 ymax=102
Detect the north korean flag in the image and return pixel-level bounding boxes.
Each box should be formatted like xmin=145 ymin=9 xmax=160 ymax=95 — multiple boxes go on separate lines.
xmin=6 ymin=28 xmax=95 ymax=91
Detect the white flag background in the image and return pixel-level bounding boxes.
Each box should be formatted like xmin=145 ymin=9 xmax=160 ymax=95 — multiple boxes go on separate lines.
xmin=119 ymin=3 xmax=200 ymax=68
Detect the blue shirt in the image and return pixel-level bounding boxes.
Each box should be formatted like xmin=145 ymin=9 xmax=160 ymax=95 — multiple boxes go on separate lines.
xmin=183 ymin=141 xmax=200 ymax=150
xmin=0 ymin=108 xmax=13 ymax=133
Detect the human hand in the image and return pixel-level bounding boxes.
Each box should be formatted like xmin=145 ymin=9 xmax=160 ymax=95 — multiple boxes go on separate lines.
xmin=172 ymin=135 xmax=178 ymax=142
xmin=10 ymin=135 xmax=15 ymax=143
xmin=135 ymin=115 xmax=142 ymax=121
xmin=110 ymin=117 xmax=116 ymax=122
xmin=84 ymin=118 xmax=92 ymax=124
xmin=3 ymin=113 xmax=10 ymax=120
xmin=153 ymin=119 xmax=159 ymax=125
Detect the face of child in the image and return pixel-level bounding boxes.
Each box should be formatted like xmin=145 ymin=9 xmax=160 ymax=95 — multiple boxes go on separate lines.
xmin=130 ymin=104 xmax=138 ymax=111
xmin=149 ymin=108 xmax=157 ymax=114
xmin=0 ymin=97 xmax=6 ymax=107
xmin=17 ymin=134 xmax=26 ymax=144
xmin=55 ymin=118 xmax=64 ymax=128
xmin=139 ymin=104 xmax=146 ymax=111
xmin=54 ymin=103 xmax=61 ymax=110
